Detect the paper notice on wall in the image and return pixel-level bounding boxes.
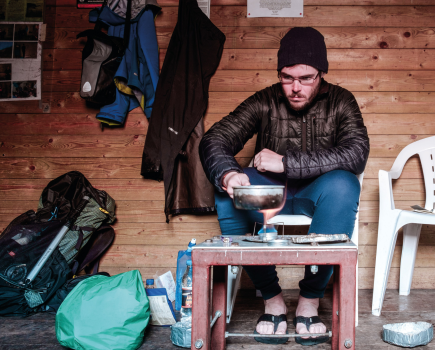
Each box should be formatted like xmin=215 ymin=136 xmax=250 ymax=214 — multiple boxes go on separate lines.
xmin=0 ymin=22 xmax=41 ymax=101
xmin=148 ymin=295 xmax=177 ymax=326
xmin=247 ymin=0 xmax=303 ymax=18
xmin=198 ymin=0 xmax=210 ymax=18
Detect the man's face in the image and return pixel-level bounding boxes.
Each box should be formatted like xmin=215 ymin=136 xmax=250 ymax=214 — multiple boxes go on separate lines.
xmin=280 ymin=64 xmax=322 ymax=111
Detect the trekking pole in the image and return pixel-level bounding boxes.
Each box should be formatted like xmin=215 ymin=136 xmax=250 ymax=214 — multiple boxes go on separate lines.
xmin=25 ymin=195 xmax=90 ymax=284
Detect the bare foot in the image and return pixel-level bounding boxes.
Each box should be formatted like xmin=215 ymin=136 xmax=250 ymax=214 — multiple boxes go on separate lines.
xmin=295 ymin=295 xmax=326 ymax=339
xmin=256 ymin=292 xmax=288 ymax=335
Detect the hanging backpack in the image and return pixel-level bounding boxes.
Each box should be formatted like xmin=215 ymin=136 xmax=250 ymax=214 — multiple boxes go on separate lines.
xmin=0 ymin=171 xmax=116 ymax=317
xmin=77 ymin=0 xmax=132 ymax=107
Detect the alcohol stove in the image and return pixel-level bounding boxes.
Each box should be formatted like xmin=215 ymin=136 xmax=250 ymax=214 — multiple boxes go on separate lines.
xmin=229 ymin=185 xmax=352 ymax=272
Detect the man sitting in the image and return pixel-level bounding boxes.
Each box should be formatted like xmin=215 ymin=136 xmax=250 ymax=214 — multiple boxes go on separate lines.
xmin=199 ymin=27 xmax=369 ymax=345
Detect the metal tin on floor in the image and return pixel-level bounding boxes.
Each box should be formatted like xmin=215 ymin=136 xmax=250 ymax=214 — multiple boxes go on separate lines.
xmin=382 ymin=322 xmax=433 ymax=347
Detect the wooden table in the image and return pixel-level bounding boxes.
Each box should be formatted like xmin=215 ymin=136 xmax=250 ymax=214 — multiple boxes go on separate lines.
xmin=191 ymin=236 xmax=357 ymax=350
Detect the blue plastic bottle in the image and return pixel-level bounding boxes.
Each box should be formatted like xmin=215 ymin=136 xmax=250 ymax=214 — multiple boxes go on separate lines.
xmin=175 ymin=238 xmax=196 ymax=310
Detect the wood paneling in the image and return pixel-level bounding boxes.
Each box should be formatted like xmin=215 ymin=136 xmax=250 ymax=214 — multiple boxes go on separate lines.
xmin=2 ymin=113 xmax=435 ymax=136
xmin=54 ymin=6 xmax=435 ymax=28
xmin=4 ymin=90 xmax=435 ymax=114
xmin=0 ymin=156 xmax=424 ymax=179
xmin=0 ymin=178 xmax=427 ymax=202
xmin=1 ymin=134 xmax=435 ymax=159
xmin=44 ymin=48 xmax=435 ymax=71
xmin=47 ymin=27 xmax=435 ymax=50
xmin=1 ymin=0 xmax=434 ymax=292
xmin=0 ymin=200 xmax=428 ymax=224
xmin=57 ymin=0 xmax=435 ymax=6
xmin=42 ymin=70 xmax=435 ymax=92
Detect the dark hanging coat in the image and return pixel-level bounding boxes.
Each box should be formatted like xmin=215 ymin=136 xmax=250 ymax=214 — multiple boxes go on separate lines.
xmin=140 ymin=0 xmax=226 ymax=221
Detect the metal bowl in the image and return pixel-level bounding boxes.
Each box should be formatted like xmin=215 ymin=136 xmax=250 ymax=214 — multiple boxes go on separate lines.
xmin=233 ymin=185 xmax=285 ymax=211
xmin=267 ymin=239 xmax=289 ymax=246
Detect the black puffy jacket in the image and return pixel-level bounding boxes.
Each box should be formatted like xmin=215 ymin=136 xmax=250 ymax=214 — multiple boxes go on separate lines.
xmin=199 ymin=80 xmax=370 ymax=191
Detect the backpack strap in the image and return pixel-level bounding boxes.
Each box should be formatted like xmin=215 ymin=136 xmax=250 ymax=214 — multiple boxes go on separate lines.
xmin=93 ymin=0 xmax=109 ymax=32
xmin=73 ymin=225 xmax=115 ymax=275
xmin=123 ymin=0 xmax=132 ymax=48
xmin=71 ymin=225 xmax=95 ymax=251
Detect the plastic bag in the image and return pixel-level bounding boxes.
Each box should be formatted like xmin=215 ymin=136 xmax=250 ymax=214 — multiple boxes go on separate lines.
xmin=55 ymin=270 xmax=150 ymax=350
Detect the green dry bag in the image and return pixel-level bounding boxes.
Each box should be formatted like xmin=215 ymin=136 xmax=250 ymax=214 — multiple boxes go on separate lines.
xmin=55 ymin=270 xmax=150 ymax=350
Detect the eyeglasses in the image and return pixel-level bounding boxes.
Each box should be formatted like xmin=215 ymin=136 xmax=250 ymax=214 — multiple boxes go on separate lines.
xmin=278 ymin=72 xmax=319 ymax=85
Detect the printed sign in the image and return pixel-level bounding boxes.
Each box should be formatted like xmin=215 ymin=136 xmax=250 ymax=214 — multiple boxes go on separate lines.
xmin=247 ymin=0 xmax=303 ymax=18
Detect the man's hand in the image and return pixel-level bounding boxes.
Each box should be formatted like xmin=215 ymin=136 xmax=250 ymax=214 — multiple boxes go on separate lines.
xmin=222 ymin=171 xmax=251 ymax=198
xmin=254 ymin=148 xmax=285 ymax=173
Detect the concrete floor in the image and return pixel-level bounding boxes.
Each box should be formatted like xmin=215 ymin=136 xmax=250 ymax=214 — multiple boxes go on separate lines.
xmin=1 ymin=289 xmax=434 ymax=349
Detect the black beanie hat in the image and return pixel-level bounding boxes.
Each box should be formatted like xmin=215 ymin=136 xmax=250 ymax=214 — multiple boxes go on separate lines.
xmin=277 ymin=27 xmax=328 ymax=73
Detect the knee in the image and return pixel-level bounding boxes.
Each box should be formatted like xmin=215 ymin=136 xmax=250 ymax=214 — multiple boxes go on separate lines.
xmin=321 ymin=171 xmax=360 ymax=203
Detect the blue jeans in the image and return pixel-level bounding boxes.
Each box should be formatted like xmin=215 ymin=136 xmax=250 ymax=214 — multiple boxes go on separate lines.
xmin=214 ymin=168 xmax=360 ymax=299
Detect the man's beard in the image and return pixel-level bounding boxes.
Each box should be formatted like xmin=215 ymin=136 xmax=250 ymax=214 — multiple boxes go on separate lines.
xmin=286 ymin=81 xmax=321 ymax=111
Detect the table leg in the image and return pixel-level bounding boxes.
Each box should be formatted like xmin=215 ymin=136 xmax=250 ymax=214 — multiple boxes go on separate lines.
xmin=332 ymin=265 xmax=339 ymax=350
xmin=192 ymin=264 xmax=211 ymax=350
xmin=338 ymin=265 xmax=356 ymax=350
xmin=211 ymin=266 xmax=227 ymax=350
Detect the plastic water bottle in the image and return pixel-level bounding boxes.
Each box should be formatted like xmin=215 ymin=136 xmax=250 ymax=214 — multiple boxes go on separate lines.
xmin=171 ymin=259 xmax=193 ymax=348
xmin=180 ymin=260 xmax=193 ymax=321
xmin=175 ymin=238 xmax=196 ymax=311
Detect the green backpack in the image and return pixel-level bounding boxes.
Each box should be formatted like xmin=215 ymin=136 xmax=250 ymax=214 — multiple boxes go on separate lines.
xmin=56 ymin=270 xmax=150 ymax=350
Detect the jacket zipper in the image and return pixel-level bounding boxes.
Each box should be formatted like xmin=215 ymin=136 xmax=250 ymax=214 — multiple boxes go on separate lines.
xmin=302 ymin=115 xmax=307 ymax=152
xmin=312 ymin=116 xmax=316 ymax=152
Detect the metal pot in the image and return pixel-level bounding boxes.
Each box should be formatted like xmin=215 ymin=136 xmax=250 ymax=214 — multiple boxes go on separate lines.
xmin=233 ymin=185 xmax=285 ymax=211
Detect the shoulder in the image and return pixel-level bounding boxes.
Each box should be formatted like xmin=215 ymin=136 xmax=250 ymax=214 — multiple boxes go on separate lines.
xmin=324 ymin=80 xmax=356 ymax=102
xmin=251 ymin=83 xmax=281 ymax=99
xmin=248 ymin=83 xmax=284 ymax=106
xmin=237 ymin=83 xmax=282 ymax=110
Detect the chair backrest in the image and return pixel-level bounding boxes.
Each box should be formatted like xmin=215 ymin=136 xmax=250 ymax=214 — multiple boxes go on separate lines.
xmin=418 ymin=148 xmax=435 ymax=210
xmin=389 ymin=135 xmax=435 ymax=210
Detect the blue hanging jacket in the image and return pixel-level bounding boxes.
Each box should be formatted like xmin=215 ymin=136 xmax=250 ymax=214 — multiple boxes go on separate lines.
xmin=89 ymin=2 xmax=160 ymax=125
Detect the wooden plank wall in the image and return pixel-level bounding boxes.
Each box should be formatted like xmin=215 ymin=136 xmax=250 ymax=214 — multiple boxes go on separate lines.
xmin=1 ymin=0 xmax=435 ymax=290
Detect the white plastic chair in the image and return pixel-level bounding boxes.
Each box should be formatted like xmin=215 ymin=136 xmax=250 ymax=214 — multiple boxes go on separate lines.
xmin=267 ymin=173 xmax=363 ymax=327
xmin=372 ymin=135 xmax=435 ymax=316
xmin=226 ymin=168 xmax=363 ymax=326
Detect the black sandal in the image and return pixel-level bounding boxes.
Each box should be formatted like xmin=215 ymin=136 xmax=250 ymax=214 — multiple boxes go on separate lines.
xmin=253 ymin=313 xmax=289 ymax=344
xmin=293 ymin=315 xmax=329 ymax=346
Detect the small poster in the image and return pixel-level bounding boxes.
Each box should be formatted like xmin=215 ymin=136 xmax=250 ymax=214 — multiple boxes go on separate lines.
xmin=0 ymin=0 xmax=43 ymax=22
xmin=247 ymin=0 xmax=303 ymax=18
xmin=0 ymin=22 xmax=41 ymax=101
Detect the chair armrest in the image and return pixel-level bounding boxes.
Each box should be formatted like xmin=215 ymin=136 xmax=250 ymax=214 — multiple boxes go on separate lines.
xmin=389 ymin=151 xmax=414 ymax=179
xmin=389 ymin=136 xmax=435 ymax=179
xmin=379 ymin=169 xmax=395 ymax=212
